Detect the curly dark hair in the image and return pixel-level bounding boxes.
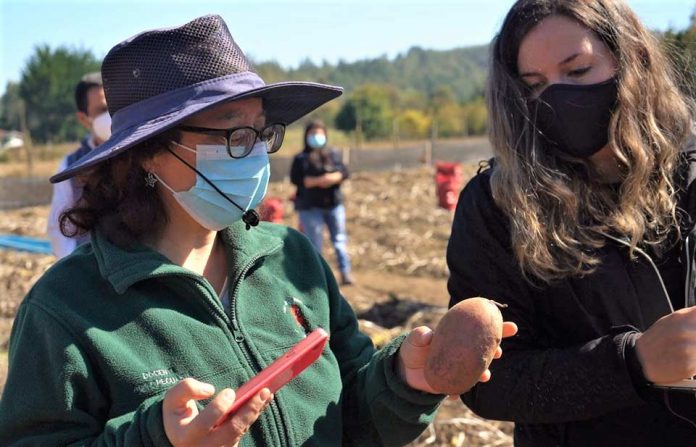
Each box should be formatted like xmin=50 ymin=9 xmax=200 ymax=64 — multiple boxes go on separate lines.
xmin=60 ymin=130 xmax=180 ymax=248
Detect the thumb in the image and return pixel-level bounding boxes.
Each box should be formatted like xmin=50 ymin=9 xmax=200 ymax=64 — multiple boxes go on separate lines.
xmin=406 ymin=326 xmax=434 ymax=347
xmin=400 ymin=326 xmax=433 ymax=369
xmin=164 ymin=378 xmax=216 ymax=416
xmin=502 ymin=321 xmax=518 ymax=338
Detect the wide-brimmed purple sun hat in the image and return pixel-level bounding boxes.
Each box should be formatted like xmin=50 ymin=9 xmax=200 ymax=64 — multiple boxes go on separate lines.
xmin=50 ymin=14 xmax=343 ymax=183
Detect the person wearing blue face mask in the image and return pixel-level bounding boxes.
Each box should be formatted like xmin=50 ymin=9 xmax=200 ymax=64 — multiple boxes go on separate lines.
xmin=290 ymin=120 xmax=354 ymax=285
xmin=447 ymin=0 xmax=696 ymax=446
xmin=0 ymin=14 xmax=520 ymax=447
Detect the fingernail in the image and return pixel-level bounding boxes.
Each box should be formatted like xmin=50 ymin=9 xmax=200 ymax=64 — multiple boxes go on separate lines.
xmin=222 ymin=388 xmax=235 ymax=402
xmin=260 ymin=388 xmax=272 ymax=402
xmin=200 ymin=383 xmax=215 ymax=394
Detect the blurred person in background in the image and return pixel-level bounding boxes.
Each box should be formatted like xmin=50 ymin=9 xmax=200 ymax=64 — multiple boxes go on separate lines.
xmin=47 ymin=72 xmax=111 ymax=259
xmin=447 ymin=0 xmax=696 ymax=445
xmin=290 ymin=120 xmax=354 ymax=285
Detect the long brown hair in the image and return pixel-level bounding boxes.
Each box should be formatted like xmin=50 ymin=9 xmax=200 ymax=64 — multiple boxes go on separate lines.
xmin=488 ymin=0 xmax=693 ymax=282
xmin=60 ymin=130 xmax=179 ymax=248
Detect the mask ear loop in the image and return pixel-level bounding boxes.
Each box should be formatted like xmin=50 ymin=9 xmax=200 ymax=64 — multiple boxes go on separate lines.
xmin=166 ymin=144 xmax=260 ymax=230
xmin=148 ymin=171 xmax=175 ymax=193
xmin=170 ymin=141 xmax=197 ymax=155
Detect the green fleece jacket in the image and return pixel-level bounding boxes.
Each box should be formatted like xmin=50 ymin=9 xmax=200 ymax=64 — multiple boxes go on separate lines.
xmin=0 ymin=221 xmax=442 ymax=446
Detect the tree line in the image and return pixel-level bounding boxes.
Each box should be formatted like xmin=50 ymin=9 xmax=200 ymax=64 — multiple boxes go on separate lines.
xmin=0 ymin=43 xmax=489 ymax=145
xmin=1 ymin=15 xmax=695 ymax=146
xmin=0 ymin=46 xmax=101 ymax=144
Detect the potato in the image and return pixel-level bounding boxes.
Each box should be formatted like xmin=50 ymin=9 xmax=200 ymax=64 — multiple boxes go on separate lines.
xmin=424 ymin=297 xmax=504 ymax=395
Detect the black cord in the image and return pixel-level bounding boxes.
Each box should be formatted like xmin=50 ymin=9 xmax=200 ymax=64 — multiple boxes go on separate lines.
xmin=663 ymin=390 xmax=696 ymax=431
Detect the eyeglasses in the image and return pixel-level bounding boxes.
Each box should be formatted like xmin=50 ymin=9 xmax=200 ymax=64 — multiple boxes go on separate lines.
xmin=178 ymin=123 xmax=286 ymax=158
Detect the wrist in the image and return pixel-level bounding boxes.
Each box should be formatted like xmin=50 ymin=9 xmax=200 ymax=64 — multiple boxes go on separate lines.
xmin=624 ymin=332 xmax=651 ymax=387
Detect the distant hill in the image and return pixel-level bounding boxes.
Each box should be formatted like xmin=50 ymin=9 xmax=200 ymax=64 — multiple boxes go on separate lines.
xmin=254 ymin=44 xmax=490 ymax=103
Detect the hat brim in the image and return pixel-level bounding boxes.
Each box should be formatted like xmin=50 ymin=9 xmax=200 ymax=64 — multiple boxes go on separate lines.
xmin=51 ymin=74 xmax=342 ymax=183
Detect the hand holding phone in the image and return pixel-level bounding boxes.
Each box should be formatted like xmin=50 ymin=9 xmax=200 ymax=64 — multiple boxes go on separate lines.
xmin=212 ymin=327 xmax=329 ymax=429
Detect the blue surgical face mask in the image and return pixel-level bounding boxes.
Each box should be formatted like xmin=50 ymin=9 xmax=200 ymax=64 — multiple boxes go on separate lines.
xmin=154 ymin=141 xmax=270 ymax=231
xmin=307 ymin=132 xmax=327 ymax=149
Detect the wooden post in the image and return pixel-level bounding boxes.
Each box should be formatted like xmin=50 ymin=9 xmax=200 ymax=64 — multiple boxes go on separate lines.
xmin=462 ymin=108 xmax=469 ymax=137
xmin=18 ymin=99 xmax=33 ymax=177
xmin=355 ymin=117 xmax=363 ymax=149
xmin=423 ymin=140 xmax=432 ymax=166
xmin=428 ymin=119 xmax=438 ymax=166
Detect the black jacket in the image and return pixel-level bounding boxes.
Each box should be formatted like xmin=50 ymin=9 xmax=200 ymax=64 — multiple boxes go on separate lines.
xmin=447 ymin=153 xmax=696 ymax=446
xmin=290 ymin=148 xmax=349 ymax=210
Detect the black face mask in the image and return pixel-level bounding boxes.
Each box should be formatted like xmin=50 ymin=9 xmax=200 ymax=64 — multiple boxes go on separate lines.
xmin=530 ymin=78 xmax=618 ymax=158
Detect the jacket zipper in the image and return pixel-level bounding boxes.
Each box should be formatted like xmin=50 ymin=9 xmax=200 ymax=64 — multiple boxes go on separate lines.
xmin=228 ymin=245 xmax=290 ymax=447
xmin=163 ymin=250 xmax=289 ymax=445
xmin=602 ymin=233 xmax=675 ymax=313
xmin=166 ymin=245 xmax=288 ymax=446
xmin=165 ymin=272 xmax=232 ymax=328
xmin=229 ymin=245 xmax=280 ymax=344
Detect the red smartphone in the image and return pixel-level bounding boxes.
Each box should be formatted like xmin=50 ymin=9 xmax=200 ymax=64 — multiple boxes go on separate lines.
xmin=212 ymin=327 xmax=329 ymax=429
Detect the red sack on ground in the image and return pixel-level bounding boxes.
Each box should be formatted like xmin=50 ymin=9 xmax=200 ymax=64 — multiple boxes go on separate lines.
xmin=434 ymin=161 xmax=463 ymax=211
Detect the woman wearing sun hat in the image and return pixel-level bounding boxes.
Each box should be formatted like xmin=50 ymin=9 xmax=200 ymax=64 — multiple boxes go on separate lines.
xmin=0 ymin=15 xmax=517 ymax=446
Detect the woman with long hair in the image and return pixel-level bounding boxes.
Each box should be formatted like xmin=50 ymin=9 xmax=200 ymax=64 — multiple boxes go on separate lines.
xmin=290 ymin=120 xmax=354 ymax=285
xmin=447 ymin=0 xmax=696 ymax=445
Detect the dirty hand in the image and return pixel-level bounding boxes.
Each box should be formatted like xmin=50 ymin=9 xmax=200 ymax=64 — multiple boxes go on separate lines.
xmin=163 ymin=378 xmax=273 ymax=447
xmin=397 ymin=323 xmax=518 ymax=394
xmin=635 ymin=307 xmax=696 ymax=383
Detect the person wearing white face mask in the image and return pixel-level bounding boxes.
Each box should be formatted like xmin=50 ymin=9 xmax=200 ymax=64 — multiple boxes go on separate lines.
xmin=47 ymin=72 xmax=112 ymax=258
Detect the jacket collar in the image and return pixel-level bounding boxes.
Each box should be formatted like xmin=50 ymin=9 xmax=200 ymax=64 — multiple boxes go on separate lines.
xmin=92 ymin=221 xmax=284 ymax=294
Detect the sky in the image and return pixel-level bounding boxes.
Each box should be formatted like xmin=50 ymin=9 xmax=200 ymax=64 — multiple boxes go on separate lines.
xmin=1 ymin=0 xmax=694 ymax=96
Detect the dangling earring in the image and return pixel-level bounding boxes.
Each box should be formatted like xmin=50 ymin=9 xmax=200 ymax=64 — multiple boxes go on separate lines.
xmin=145 ymin=172 xmax=158 ymax=188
